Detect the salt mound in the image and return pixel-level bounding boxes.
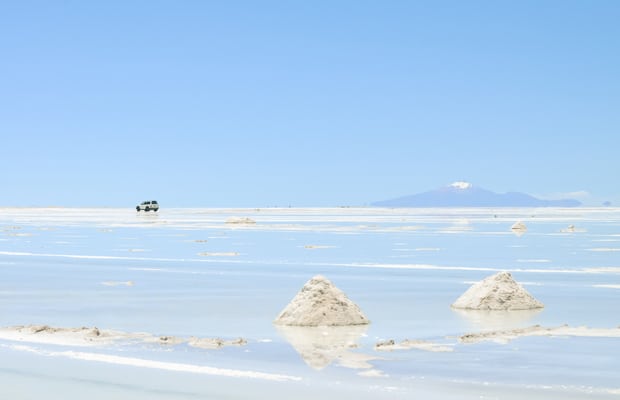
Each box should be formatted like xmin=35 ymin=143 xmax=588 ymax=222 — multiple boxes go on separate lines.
xmin=274 ymin=275 xmax=370 ymax=326
xmin=451 ymin=272 xmax=544 ymax=311
xmin=226 ymin=217 xmax=256 ymax=224
xmin=511 ymin=221 xmax=527 ymax=237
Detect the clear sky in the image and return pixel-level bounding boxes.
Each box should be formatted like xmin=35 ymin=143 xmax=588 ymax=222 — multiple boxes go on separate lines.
xmin=1 ymin=1 xmax=618 ymax=207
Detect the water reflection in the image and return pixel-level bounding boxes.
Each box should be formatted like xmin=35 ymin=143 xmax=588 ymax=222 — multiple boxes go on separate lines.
xmin=275 ymin=325 xmax=374 ymax=370
xmin=453 ymin=308 xmax=543 ymax=331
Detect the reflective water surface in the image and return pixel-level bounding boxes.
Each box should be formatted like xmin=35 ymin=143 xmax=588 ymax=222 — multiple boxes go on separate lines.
xmin=1 ymin=207 xmax=619 ymax=399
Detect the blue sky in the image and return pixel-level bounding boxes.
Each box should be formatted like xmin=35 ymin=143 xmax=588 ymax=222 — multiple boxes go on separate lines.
xmin=1 ymin=1 xmax=618 ymax=207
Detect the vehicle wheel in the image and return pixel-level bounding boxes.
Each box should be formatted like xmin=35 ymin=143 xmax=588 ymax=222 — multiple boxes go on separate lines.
xmin=145 ymin=207 xmax=150 ymax=212
xmin=136 ymin=207 xmax=140 ymax=212
xmin=153 ymin=209 xmax=158 ymax=212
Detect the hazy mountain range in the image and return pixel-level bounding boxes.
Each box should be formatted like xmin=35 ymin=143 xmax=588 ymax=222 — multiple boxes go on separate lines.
xmin=372 ymin=182 xmax=582 ymax=207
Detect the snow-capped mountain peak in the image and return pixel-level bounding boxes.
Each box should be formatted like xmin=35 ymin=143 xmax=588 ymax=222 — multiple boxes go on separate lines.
xmin=450 ymin=181 xmax=473 ymax=190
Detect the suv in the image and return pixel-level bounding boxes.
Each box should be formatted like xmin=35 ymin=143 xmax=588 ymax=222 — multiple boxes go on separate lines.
xmin=136 ymin=200 xmax=159 ymax=212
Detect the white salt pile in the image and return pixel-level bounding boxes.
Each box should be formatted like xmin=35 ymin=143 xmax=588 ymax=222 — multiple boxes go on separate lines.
xmin=274 ymin=275 xmax=370 ymax=326
xmin=561 ymin=224 xmax=584 ymax=233
xmin=451 ymin=271 xmax=544 ymax=310
xmin=511 ymin=221 xmax=527 ymax=234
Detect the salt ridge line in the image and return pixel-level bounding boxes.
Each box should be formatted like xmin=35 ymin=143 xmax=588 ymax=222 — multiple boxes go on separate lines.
xmin=0 ymin=344 xmax=301 ymax=382
xmin=0 ymin=251 xmax=246 ymax=264
xmin=1 ymin=251 xmax=619 ymax=275
xmin=458 ymin=325 xmax=620 ymax=344
xmin=327 ymin=261 xmax=620 ymax=275
xmin=0 ymin=325 xmax=248 ymax=350
xmin=0 ymin=250 xmax=185 ymax=262
xmin=592 ymin=284 xmax=620 ymax=289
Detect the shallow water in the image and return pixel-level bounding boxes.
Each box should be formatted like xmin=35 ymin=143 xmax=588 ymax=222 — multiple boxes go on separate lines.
xmin=1 ymin=207 xmax=619 ymax=398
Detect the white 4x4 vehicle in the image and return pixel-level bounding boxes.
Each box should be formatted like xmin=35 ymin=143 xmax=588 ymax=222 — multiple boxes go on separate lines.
xmin=136 ymin=200 xmax=159 ymax=212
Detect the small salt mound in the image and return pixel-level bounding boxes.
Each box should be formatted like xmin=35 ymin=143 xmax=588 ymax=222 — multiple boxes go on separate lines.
xmin=561 ymin=224 xmax=582 ymax=233
xmin=451 ymin=272 xmax=544 ymax=311
xmin=226 ymin=217 xmax=256 ymax=224
xmin=511 ymin=221 xmax=527 ymax=237
xmin=274 ymin=275 xmax=370 ymax=326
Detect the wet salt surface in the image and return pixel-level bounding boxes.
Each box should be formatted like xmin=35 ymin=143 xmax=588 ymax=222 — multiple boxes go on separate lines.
xmin=1 ymin=207 xmax=619 ymax=399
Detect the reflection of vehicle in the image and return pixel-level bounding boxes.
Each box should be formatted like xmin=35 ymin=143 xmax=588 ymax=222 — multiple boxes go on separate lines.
xmin=136 ymin=200 xmax=159 ymax=212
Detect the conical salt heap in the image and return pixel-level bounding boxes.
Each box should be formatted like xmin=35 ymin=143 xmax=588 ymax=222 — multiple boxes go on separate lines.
xmin=451 ymin=272 xmax=544 ymax=311
xmin=511 ymin=221 xmax=527 ymax=236
xmin=274 ymin=275 xmax=370 ymax=326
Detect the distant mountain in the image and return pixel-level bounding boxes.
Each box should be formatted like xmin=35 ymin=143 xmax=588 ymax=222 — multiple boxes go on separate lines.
xmin=372 ymin=182 xmax=582 ymax=207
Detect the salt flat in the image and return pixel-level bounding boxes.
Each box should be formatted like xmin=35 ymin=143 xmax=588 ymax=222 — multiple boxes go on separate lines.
xmin=1 ymin=207 xmax=619 ymax=399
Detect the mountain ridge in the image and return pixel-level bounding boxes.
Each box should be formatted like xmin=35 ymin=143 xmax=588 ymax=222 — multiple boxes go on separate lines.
xmin=372 ymin=182 xmax=582 ymax=207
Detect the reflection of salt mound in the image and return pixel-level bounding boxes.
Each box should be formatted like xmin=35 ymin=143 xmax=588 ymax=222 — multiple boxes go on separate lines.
xmin=274 ymin=275 xmax=370 ymax=326
xmin=275 ymin=325 xmax=370 ymax=370
xmin=453 ymin=308 xmax=543 ymax=331
xmin=451 ymin=272 xmax=544 ymax=310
